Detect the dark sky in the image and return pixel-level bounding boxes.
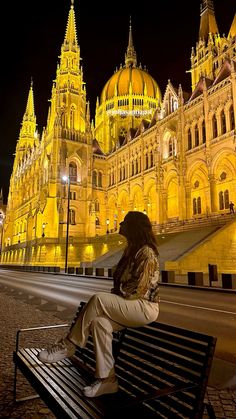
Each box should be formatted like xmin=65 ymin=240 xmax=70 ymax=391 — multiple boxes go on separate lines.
xmin=0 ymin=0 xmax=235 ymax=201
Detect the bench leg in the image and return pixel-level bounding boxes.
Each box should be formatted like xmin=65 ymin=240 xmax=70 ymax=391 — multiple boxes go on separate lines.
xmin=13 ymin=362 xmax=40 ymax=403
xmin=204 ymin=402 xmax=216 ymax=419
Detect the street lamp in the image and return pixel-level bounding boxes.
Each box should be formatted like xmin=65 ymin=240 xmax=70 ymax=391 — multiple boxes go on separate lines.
xmin=106 ymin=218 xmax=110 ymax=234
xmin=62 ymin=175 xmax=70 ymax=273
xmin=42 ymin=222 xmax=47 ymax=237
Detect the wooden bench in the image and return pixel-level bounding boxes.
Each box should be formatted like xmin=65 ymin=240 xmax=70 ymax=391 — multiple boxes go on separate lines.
xmin=13 ymin=301 xmax=217 ymax=418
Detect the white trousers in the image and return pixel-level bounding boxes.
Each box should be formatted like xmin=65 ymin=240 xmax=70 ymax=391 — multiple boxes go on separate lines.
xmin=67 ymin=292 xmax=159 ymax=378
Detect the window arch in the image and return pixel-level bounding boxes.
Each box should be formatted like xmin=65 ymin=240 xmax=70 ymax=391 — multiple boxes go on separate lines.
xmin=193 ymin=198 xmax=197 ymax=215
xmin=69 ymin=162 xmax=77 ymax=182
xmin=212 ymin=114 xmax=217 ymax=138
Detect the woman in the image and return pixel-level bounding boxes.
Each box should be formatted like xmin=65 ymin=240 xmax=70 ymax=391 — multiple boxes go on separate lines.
xmin=38 ymin=211 xmax=160 ymax=398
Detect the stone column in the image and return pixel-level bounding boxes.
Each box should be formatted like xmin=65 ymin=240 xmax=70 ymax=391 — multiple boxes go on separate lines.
xmin=185 ymin=184 xmax=192 ymax=219
xmin=209 ymin=175 xmax=218 ymax=213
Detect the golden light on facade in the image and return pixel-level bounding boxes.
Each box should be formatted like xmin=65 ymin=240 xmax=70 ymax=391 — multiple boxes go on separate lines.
xmin=0 ymin=1 xmax=235 ymax=273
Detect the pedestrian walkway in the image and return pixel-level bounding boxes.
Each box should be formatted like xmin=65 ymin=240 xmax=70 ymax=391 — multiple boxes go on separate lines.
xmin=0 ymin=290 xmax=236 ymax=418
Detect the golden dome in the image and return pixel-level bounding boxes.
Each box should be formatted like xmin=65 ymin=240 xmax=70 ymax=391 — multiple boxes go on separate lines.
xmin=101 ymin=66 xmax=160 ymax=102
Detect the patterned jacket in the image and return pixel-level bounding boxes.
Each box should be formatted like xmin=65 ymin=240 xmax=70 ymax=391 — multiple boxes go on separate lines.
xmin=112 ymin=245 xmax=160 ymax=303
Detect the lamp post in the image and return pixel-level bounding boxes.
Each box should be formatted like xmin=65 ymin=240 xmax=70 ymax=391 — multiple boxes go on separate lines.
xmin=62 ymin=175 xmax=70 ymax=273
xmin=106 ymin=218 xmax=110 ymax=234
xmin=42 ymin=222 xmax=47 ymax=237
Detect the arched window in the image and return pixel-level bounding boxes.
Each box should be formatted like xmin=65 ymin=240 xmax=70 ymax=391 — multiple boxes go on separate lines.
xmin=195 ymin=124 xmax=199 ymax=147
xmin=95 ymin=217 xmax=100 ymax=226
xmin=229 ymin=105 xmax=235 ymax=131
xmin=69 ymin=162 xmax=77 ymax=182
xmin=98 ymin=171 xmax=102 ymax=187
xmin=92 ymin=171 xmax=97 ymax=186
xmin=138 ymin=155 xmax=141 ymax=172
xmin=150 ymin=151 xmax=154 ymax=167
xmin=145 ymin=153 xmax=148 ymax=170
xmin=202 ymin=120 xmax=206 ymax=143
xmin=193 ymin=198 xmax=197 ymax=215
xmin=69 ymin=209 xmax=75 ymax=225
xmin=188 ymin=129 xmax=192 ymax=150
xmin=197 ymin=197 xmax=201 ymax=214
xmin=224 ymin=190 xmax=229 ymax=209
xmin=219 ymin=191 xmax=224 ymax=210
xmin=70 ymin=107 xmax=75 ymax=129
xmin=219 ymin=190 xmax=229 ymax=210
xmin=95 ymin=201 xmax=100 ymax=212
xmin=212 ymin=114 xmax=217 ymax=138
xmin=221 ymin=110 xmax=226 ymax=134
xmin=169 ymin=139 xmax=173 ymax=156
xmin=131 ymin=160 xmax=134 ymax=176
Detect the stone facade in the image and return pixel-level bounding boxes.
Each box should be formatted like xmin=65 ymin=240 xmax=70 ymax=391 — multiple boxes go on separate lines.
xmin=1 ymin=1 xmax=236 ymax=268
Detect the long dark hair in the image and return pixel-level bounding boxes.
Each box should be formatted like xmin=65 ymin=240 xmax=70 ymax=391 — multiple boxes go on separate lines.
xmin=113 ymin=211 xmax=158 ymax=281
xmin=123 ymin=211 xmax=159 ymax=257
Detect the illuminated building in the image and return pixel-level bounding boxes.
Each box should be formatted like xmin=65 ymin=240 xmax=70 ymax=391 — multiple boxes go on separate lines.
xmin=1 ymin=0 xmax=236 ymax=271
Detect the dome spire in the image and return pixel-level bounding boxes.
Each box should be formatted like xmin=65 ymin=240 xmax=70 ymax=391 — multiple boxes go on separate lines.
xmin=125 ymin=17 xmax=137 ymax=68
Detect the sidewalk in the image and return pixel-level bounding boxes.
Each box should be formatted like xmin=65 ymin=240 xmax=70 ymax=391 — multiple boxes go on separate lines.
xmin=0 ymin=289 xmax=236 ymax=418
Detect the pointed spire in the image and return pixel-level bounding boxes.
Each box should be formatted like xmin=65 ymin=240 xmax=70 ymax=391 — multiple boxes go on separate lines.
xmin=24 ymin=78 xmax=35 ymax=121
xmin=19 ymin=79 xmax=37 ymax=139
xmin=63 ymin=0 xmax=78 ymax=50
xmin=86 ymin=101 xmax=90 ymax=122
xmin=125 ymin=17 xmax=137 ymax=68
xmin=199 ymin=0 xmax=219 ymax=41
xmin=228 ymin=13 xmax=236 ymax=39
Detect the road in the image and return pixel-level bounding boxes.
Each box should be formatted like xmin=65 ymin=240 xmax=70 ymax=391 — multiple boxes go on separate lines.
xmin=0 ymin=269 xmax=235 ymax=364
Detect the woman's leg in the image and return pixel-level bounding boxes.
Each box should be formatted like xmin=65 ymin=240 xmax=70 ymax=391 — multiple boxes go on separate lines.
xmin=67 ymin=291 xmax=158 ymax=348
xmin=67 ymin=292 xmax=159 ymax=378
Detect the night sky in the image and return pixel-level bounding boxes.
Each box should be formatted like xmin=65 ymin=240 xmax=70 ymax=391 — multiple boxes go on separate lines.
xmin=0 ymin=0 xmax=235 ymax=202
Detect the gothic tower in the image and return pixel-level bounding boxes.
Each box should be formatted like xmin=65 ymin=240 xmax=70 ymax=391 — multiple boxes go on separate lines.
xmin=191 ymin=0 xmax=236 ymax=90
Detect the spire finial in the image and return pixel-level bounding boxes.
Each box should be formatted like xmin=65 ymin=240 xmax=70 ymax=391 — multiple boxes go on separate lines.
xmin=125 ymin=17 xmax=137 ymax=68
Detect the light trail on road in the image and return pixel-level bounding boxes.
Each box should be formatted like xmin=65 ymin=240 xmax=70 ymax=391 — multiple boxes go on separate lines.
xmin=162 ymin=299 xmax=236 ymax=316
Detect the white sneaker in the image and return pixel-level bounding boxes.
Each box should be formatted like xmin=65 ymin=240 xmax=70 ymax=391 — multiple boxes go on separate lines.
xmin=83 ymin=377 xmax=119 ymax=397
xmin=38 ymin=338 xmax=75 ymax=363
